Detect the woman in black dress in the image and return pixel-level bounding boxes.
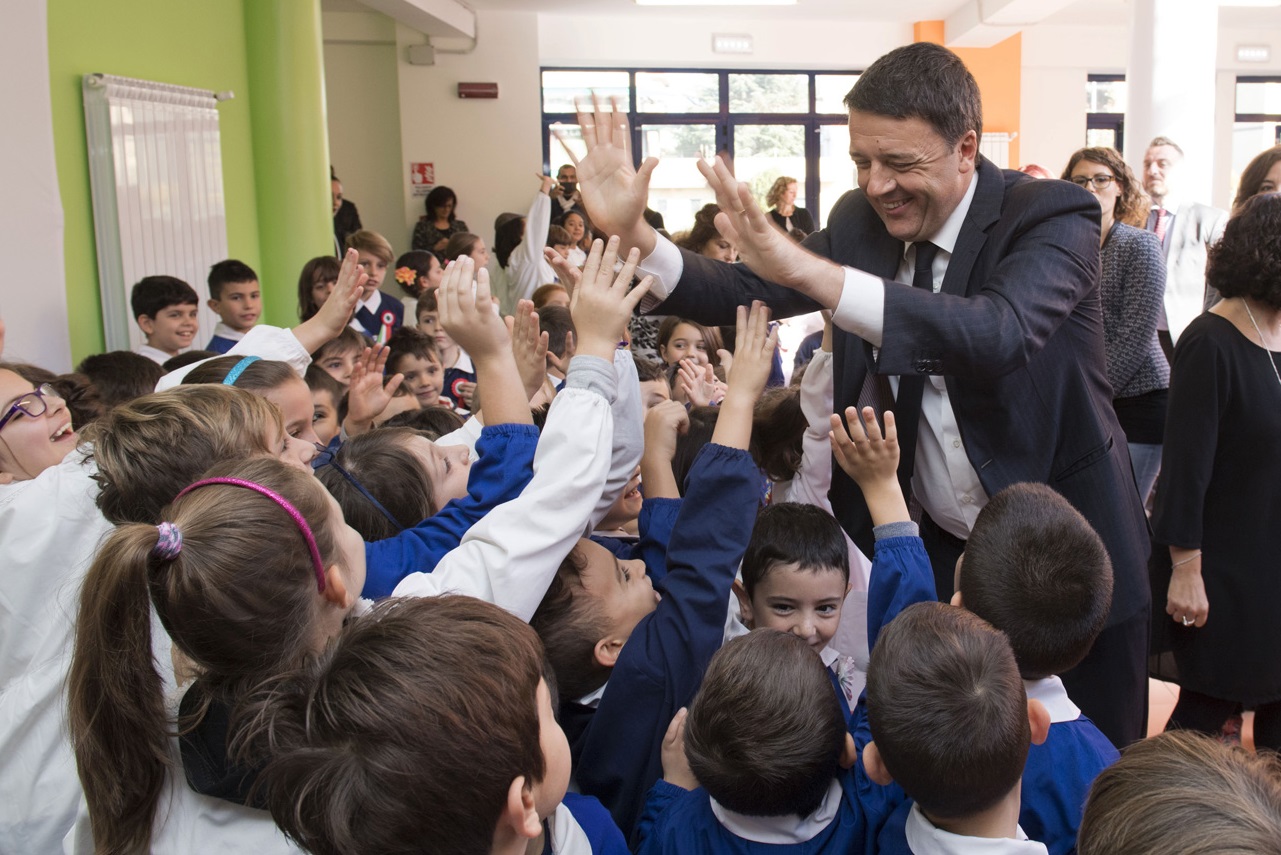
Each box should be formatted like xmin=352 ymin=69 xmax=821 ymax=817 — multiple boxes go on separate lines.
xmin=764 ymin=176 xmax=814 ymax=236
xmin=1155 ymin=193 xmax=1281 ymax=750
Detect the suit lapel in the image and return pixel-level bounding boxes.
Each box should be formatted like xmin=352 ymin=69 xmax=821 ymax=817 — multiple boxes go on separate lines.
xmin=941 ymin=157 xmax=1001 ymax=297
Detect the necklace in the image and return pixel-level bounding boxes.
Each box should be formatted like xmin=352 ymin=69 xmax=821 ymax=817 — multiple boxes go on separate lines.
xmin=1241 ymin=298 xmax=1281 ymax=392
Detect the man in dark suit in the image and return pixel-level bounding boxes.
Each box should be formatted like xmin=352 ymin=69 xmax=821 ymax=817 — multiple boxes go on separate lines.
xmin=567 ymin=43 xmax=1150 ymax=748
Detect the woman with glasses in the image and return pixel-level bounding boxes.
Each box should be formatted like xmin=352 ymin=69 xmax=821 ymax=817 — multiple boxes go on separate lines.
xmin=1063 ymin=147 xmax=1169 ymax=503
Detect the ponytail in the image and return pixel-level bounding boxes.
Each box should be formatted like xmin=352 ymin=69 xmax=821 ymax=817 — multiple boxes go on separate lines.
xmin=68 ymin=525 xmax=172 ymax=854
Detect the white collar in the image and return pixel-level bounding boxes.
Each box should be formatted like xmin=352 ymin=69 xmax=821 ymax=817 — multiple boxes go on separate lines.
xmin=1022 ymin=676 xmax=1081 ymax=725
xmin=358 ymin=290 xmax=382 ymax=313
xmin=903 ymin=171 xmax=978 ymax=261
xmin=905 ymin=804 xmax=1047 ymax=854
xmin=134 ymin=343 xmax=175 ymax=365
xmin=575 ymin=682 xmax=607 ymax=709
xmin=211 ymin=322 xmax=246 ymax=341
xmin=547 ymin=801 xmax=595 ymax=855
xmin=709 ymin=779 xmax=844 ymax=844
xmin=447 ymin=349 xmax=474 ymax=373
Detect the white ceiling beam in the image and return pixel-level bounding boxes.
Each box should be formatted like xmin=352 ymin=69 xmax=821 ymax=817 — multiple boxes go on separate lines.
xmin=945 ymin=0 xmax=1080 ymax=48
xmin=355 ymin=0 xmax=476 ymax=39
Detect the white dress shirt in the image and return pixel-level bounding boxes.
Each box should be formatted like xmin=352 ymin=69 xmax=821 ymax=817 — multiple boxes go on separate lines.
xmin=905 ymin=804 xmax=1048 ymax=855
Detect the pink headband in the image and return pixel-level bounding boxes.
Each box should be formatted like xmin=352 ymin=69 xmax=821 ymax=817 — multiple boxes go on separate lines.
xmin=173 ymin=477 xmax=327 ymax=592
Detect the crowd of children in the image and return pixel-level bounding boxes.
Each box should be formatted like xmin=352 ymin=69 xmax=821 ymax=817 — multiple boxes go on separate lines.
xmin=2 ymin=193 xmax=1280 ymax=855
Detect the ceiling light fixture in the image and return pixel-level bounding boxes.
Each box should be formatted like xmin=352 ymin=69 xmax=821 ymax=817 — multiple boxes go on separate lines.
xmin=636 ymin=0 xmax=796 ymax=6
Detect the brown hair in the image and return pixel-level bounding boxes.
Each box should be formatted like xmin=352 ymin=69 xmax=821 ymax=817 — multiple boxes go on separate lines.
xmin=181 ymin=355 xmax=298 ymax=393
xmin=751 ymin=385 xmax=806 ymax=483
xmin=67 ymin=457 xmax=340 ymax=854
xmin=311 ymin=327 xmax=370 ymax=364
xmin=1207 ymin=192 xmax=1281 ymax=311
xmin=344 ymin=229 xmax=394 ymax=265
xmin=546 ymin=224 xmax=572 ymax=247
xmin=867 ymin=602 xmax=1029 ymax=820
xmin=443 ymin=232 xmax=481 ymax=262
xmin=685 ymin=630 xmax=846 ymax=816
xmin=1061 ymin=147 xmax=1150 ymax=228
xmin=1233 ymin=145 xmax=1281 ymax=215
xmin=298 ymin=255 xmax=340 ymax=321
xmin=961 ymin=483 xmax=1113 ymax=679
xmin=530 ymin=546 xmax=613 ymax=700
xmin=51 ymin=372 xmax=104 ymax=430
xmin=76 ymin=351 xmax=165 ymax=411
xmin=765 ymin=176 xmax=798 ymax=210
xmin=532 ymin=283 xmax=569 ymax=309
xmin=675 ymin=204 xmax=725 ymax=256
xmin=247 ymin=596 xmax=547 ymax=855
xmin=1078 ymin=730 xmax=1281 ymax=855
xmin=385 ymin=326 xmax=441 ymax=375
xmin=85 ymin=385 xmax=282 ymax=525
xmin=316 ymin=427 xmax=436 ymax=541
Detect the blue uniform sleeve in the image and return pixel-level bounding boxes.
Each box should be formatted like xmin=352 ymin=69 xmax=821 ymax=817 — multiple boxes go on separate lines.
xmin=634 ymin=781 xmax=690 ymax=855
xmin=360 ymin=423 xmax=538 ymax=598
xmin=560 ymin=792 xmax=631 ymax=855
xmin=865 ymin=535 xmax=936 ymax=654
xmin=573 ymin=444 xmax=761 ymax=839
xmin=637 ymin=497 xmax=681 ymax=586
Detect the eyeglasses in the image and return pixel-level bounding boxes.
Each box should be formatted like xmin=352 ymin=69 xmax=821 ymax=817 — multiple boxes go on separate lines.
xmin=0 ymin=384 xmax=61 ymax=432
xmin=1071 ymin=175 xmax=1116 ymax=190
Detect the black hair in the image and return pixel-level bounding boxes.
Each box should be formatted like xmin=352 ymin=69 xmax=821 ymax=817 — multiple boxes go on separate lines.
xmin=1207 ymin=192 xmax=1281 ymax=311
xmin=844 ymin=42 xmax=983 ymax=145
xmin=130 ymin=276 xmax=198 ymax=320
xmin=207 ymin=259 xmax=259 ymax=300
xmin=538 ymin=305 xmax=576 ymax=359
xmin=741 ymin=503 xmax=850 ymax=595
xmin=76 ymin=351 xmax=165 ymax=411
xmin=424 ymin=186 xmax=458 ymax=222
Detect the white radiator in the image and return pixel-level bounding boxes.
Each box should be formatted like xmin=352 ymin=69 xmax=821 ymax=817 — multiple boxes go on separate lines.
xmin=82 ymin=73 xmax=230 ymax=352
xmin=980 ymin=132 xmax=1016 ymax=169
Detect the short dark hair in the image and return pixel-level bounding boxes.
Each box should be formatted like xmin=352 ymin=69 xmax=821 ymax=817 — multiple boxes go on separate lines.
xmin=539 ymin=305 xmax=577 ymax=359
xmin=251 ymin=596 xmax=548 ymax=855
xmin=1147 ymin=136 xmax=1184 ymax=157
xmin=207 ymin=259 xmax=258 ymax=300
xmin=1207 ymin=192 xmax=1281 ymax=311
xmin=317 ymin=427 xmax=438 ymax=540
xmin=162 ymin=351 xmax=217 ymax=372
xmin=633 ymin=355 xmax=667 ymax=384
xmin=51 ymin=372 xmax=104 ymax=430
xmin=312 ymin=327 xmax=370 ymax=363
xmin=685 ymin=630 xmax=846 ymax=817
xmin=76 ymin=351 xmax=165 ymax=411
xmin=844 ymin=42 xmax=982 ymax=145
xmin=1233 ymin=145 xmax=1281 ymax=214
xmin=530 ymin=547 xmax=612 ymax=701
xmin=671 ymin=407 xmax=719 ymax=498
xmin=546 ymin=224 xmax=572 ymax=247
xmin=379 ymin=405 xmax=465 ymax=439
xmin=867 ymin=602 xmax=1029 ymax=820
xmin=961 ymin=483 xmax=1113 ymax=679
xmin=130 ymin=276 xmax=198 ymax=320
xmin=741 ymin=503 xmax=849 ymax=596
xmin=424 ymin=185 xmax=458 ymax=221
xmin=298 ymin=255 xmax=340 ymax=321
xmin=385 ymin=326 xmax=441 ymax=376
xmin=304 ymin=362 xmax=345 ymax=400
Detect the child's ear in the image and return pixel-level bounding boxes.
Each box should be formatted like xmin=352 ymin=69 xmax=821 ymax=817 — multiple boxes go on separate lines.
xmin=838 ymin=732 xmax=858 ymax=770
xmin=952 ymin=553 xmax=964 ymax=596
xmin=593 ymin=637 xmax=625 ymax=669
xmin=1028 ymin=699 xmax=1051 ymax=746
xmin=950 ymin=590 xmax=964 ymax=608
xmin=206 ymin=298 xmax=221 ymax=312
xmin=732 ymin=580 xmax=754 ymax=626
xmin=137 ymin=315 xmax=156 ymax=336
xmin=501 ymin=776 xmax=542 ymax=840
xmin=322 ymin=565 xmax=354 ymax=609
xmin=862 ymin=741 xmax=894 ymax=786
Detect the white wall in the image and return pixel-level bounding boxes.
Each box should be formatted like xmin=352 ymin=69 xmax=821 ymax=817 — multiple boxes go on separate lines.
xmin=322 ymin=11 xmax=408 ymax=269
xmin=396 ymin=10 xmax=545 ymax=254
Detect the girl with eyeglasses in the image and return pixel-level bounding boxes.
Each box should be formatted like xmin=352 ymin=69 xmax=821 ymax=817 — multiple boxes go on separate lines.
xmin=1063 ymin=147 xmax=1169 ymax=504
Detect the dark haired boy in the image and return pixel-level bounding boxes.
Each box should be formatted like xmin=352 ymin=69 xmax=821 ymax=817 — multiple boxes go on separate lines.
xmin=75 ymin=351 xmax=164 ymax=411
xmin=633 ymin=355 xmax=671 ymax=411
xmin=385 ymin=326 xmax=445 ymax=409
xmin=130 ymin=276 xmax=199 ymax=364
xmin=205 ymin=259 xmax=262 ymax=353
xmin=865 ymin=602 xmax=1051 ymax=854
xmin=635 ymin=630 xmax=902 ymax=854
xmin=539 ymin=304 xmax=576 ymax=391
xmin=832 ymin=408 xmax=1119 ymax=854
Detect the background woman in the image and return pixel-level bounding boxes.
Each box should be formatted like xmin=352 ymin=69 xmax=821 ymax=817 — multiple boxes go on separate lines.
xmin=764 ymin=176 xmax=814 ymax=236
xmin=1232 ymin=144 xmax=1281 ymax=215
xmin=1154 ymin=192 xmax=1281 ymax=751
xmin=412 ymin=186 xmax=468 ymax=255
xmin=1062 ymin=147 xmax=1168 ymax=502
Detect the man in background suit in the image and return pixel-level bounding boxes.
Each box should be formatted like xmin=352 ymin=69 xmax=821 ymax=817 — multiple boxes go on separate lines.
xmin=567 ymin=42 xmax=1149 ymax=748
xmin=1142 ymin=137 xmax=1228 ymax=360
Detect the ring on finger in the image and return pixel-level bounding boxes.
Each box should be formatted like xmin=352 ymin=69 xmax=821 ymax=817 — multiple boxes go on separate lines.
xmin=1181 ymin=616 xmax=1193 ymax=626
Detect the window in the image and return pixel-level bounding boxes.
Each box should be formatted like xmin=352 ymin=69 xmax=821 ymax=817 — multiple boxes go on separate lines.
xmin=1086 ymin=74 xmax=1125 ymax=152
xmin=541 ymin=68 xmax=859 ymax=234
xmin=1232 ymin=77 xmax=1281 ymax=200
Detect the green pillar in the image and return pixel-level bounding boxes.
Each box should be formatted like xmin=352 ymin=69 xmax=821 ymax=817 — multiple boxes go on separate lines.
xmin=243 ymin=0 xmax=332 ymax=328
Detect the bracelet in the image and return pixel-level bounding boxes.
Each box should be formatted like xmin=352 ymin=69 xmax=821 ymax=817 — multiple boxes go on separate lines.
xmin=1172 ymin=551 xmax=1202 ymax=568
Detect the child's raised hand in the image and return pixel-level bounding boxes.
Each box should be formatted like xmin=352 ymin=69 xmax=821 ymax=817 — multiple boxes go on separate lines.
xmin=723 ymin=302 xmax=777 ymax=405
xmin=660 ymin=708 xmax=698 ymax=791
xmin=675 ymin=358 xmax=721 ymax=408
xmin=544 ymin=248 xmax=583 ymax=299
xmin=830 ymin=406 xmax=909 ymax=526
xmin=644 ymin=399 xmax=690 ymax=462
xmin=437 ymin=256 xmax=510 ymax=361
xmin=571 ymin=236 xmax=653 ymax=361
xmin=343 ymin=346 xmax=404 ymax=437
xmin=293 ymin=249 xmax=368 ymax=354
xmin=506 ymin=299 xmax=550 ymax=401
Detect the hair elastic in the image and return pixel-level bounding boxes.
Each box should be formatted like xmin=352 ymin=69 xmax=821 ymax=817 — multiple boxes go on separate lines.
xmin=153 ymin=521 xmax=184 ymax=560
xmin=324 ymin=460 xmax=405 ymax=534
xmin=222 ymin=355 xmax=262 ymax=386
xmin=174 ymin=477 xmax=327 ymax=592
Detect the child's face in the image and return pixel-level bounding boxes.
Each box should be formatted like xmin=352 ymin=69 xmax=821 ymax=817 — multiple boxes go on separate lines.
xmin=356 ymin=251 xmax=388 ymax=297
xmin=599 ymin=468 xmax=642 ymax=530
xmin=432 ymin=324 xmax=459 ymax=359
xmin=312 ymin=273 xmax=338 ymax=311
xmin=208 ymin=280 xmax=262 ymax=332
xmin=416 ymin=308 xmax=439 ymax=337
xmin=403 ymin=436 xmax=472 ymax=509
xmin=139 ymin=304 xmax=199 ymax=355
xmin=577 ymin=538 xmax=659 ymax=643
xmin=541 ymin=287 xmax=571 ymax=309
xmin=318 ymin=348 xmax=360 ymax=386
xmin=0 ymin=370 xmax=77 ymax=481
xmin=639 ymin=378 xmax=671 ymax=411
xmin=395 ymin=353 xmax=444 ymax=408
xmin=739 ymin=564 xmax=849 ymax=653
xmin=469 ymin=239 xmax=490 ymax=268
xmin=262 ymin=408 xmax=318 ymax=471
xmin=263 ymin=376 xmax=322 ymax=448
xmin=552 ymin=243 xmax=572 ymax=261
xmin=563 ymin=214 xmax=586 ymax=243
xmin=421 ymin=257 xmax=443 ymax=292
xmin=532 ymin=677 xmax=572 ymax=819
xmin=659 ymin=323 xmax=709 ymax=366
xmin=311 ymin=388 xmax=340 ymax=446
xmin=322 ymin=487 xmax=367 ymax=613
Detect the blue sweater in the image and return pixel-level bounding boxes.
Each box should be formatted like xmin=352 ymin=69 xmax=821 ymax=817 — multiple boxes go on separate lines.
xmin=591 ymin=497 xmax=682 ymax=586
xmin=361 ymin=423 xmax=538 ymax=598
xmin=206 ymin=334 xmax=237 ymax=354
xmin=1020 ymin=716 xmax=1118 ymax=855
xmin=565 ymin=444 xmax=762 ymax=841
xmin=551 ymin=793 xmax=630 ymax=855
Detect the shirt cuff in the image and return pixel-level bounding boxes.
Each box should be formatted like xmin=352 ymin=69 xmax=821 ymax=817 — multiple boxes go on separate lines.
xmin=831 ymin=267 xmax=887 ymax=346
xmin=565 ymin=354 xmax=617 ymax=401
xmin=873 ymin=520 xmax=919 ymax=540
xmin=636 ymin=233 xmax=683 ymax=313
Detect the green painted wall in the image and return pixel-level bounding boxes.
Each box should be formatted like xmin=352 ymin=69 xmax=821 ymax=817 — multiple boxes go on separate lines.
xmin=47 ymin=0 xmax=266 ymax=362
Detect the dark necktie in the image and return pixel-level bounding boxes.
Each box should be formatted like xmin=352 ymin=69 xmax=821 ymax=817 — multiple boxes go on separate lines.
xmin=891 ymin=241 xmax=939 ymax=493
